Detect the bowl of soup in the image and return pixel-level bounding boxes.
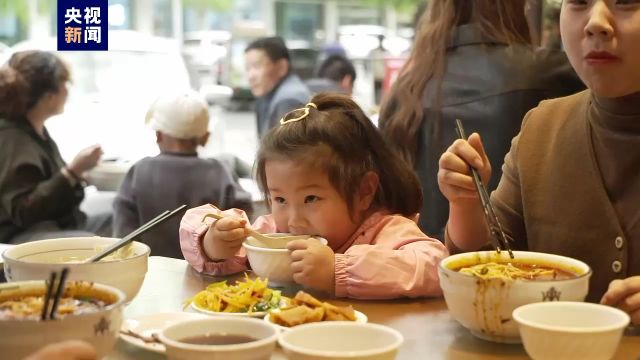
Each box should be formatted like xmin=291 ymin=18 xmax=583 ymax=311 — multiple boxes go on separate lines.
xmin=513 ymin=301 xmax=629 ymax=360
xmin=438 ymin=251 xmax=592 ymax=343
xmin=2 ymin=237 xmax=150 ymax=302
xmin=159 ymin=317 xmax=278 ymax=360
xmin=242 ymin=234 xmax=327 ymax=287
xmin=0 ymin=280 xmax=125 ymax=360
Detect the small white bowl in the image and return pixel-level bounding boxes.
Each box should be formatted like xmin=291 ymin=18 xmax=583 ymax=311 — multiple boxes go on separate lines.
xmin=278 ymin=321 xmax=403 ymax=360
xmin=159 ymin=317 xmax=278 ymax=360
xmin=513 ymin=301 xmax=630 ymax=360
xmin=439 ymin=251 xmax=592 ymax=343
xmin=2 ymin=237 xmax=150 ymax=302
xmin=242 ymin=234 xmax=326 ymax=286
xmin=0 ymin=280 xmax=126 ymax=360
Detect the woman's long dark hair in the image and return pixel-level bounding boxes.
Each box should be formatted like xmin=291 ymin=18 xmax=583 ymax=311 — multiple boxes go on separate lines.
xmin=379 ymin=0 xmax=531 ymax=164
xmin=0 ymin=50 xmax=70 ymax=119
xmin=256 ymin=93 xmax=423 ymax=217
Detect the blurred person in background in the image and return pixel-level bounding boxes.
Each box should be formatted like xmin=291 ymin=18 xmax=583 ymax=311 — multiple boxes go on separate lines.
xmin=369 ymin=34 xmax=387 ymax=105
xmin=379 ymin=0 xmax=584 ymax=239
xmin=305 ymin=55 xmax=356 ymax=95
xmin=244 ymin=37 xmax=310 ymax=138
xmin=0 ymin=50 xmax=107 ymax=244
xmin=112 ymin=91 xmax=251 ymax=258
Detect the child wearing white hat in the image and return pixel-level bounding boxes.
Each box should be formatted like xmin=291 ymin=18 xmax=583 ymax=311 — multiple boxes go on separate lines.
xmin=112 ymin=91 xmax=251 ymax=258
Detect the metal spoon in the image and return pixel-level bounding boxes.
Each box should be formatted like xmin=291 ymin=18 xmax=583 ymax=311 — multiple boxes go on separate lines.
xmin=201 ymin=212 xmax=310 ymax=248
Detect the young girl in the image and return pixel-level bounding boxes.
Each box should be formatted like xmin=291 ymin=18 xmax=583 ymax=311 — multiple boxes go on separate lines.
xmin=180 ymin=93 xmax=448 ymax=299
xmin=438 ymin=0 xmax=639 ymax=324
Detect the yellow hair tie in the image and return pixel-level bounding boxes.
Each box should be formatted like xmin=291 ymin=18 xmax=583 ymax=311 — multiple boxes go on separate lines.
xmin=280 ymin=103 xmax=317 ymax=125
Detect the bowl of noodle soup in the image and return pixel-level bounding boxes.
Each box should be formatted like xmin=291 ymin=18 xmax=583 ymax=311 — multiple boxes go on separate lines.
xmin=438 ymin=251 xmax=591 ymax=343
xmin=0 ymin=280 xmax=125 ymax=360
xmin=2 ymin=237 xmax=150 ymax=302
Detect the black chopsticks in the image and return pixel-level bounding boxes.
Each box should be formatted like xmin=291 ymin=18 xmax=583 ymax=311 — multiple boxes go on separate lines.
xmin=454 ymin=119 xmax=514 ymax=258
xmin=86 ymin=204 xmax=187 ymax=263
xmin=41 ymin=267 xmax=69 ymax=321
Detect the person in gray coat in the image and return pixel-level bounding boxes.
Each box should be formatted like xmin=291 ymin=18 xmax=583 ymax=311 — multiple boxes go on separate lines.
xmin=112 ymin=91 xmax=251 ymax=258
xmin=244 ymin=37 xmax=310 ymax=138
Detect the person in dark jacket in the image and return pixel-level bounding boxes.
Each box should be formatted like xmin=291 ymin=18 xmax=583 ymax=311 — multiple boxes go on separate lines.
xmin=112 ymin=91 xmax=252 ymax=258
xmin=0 ymin=50 xmax=105 ymax=244
xmin=305 ymin=55 xmax=356 ymax=95
xmin=379 ymin=0 xmax=585 ymax=239
xmin=245 ymin=37 xmax=310 ymax=138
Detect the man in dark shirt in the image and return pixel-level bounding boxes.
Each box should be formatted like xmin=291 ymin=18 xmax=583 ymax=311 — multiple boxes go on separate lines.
xmin=244 ymin=37 xmax=311 ymax=138
xmin=305 ymin=55 xmax=356 ymax=95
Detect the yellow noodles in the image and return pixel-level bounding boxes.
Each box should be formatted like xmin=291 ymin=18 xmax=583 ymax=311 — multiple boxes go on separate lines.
xmin=187 ymin=275 xmax=288 ymax=313
xmin=459 ymin=262 xmax=556 ymax=281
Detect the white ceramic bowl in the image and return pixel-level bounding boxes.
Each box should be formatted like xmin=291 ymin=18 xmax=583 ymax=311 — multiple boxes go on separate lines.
xmin=278 ymin=321 xmax=403 ymax=360
xmin=88 ymin=161 xmax=131 ymax=191
xmin=513 ymin=302 xmax=630 ymax=360
xmin=242 ymin=234 xmax=326 ymax=286
xmin=0 ymin=280 xmax=126 ymax=360
xmin=438 ymin=251 xmax=592 ymax=343
xmin=2 ymin=237 xmax=150 ymax=302
xmin=159 ymin=317 xmax=278 ymax=360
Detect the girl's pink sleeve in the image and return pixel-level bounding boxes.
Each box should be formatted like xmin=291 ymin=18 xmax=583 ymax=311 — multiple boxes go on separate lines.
xmin=178 ymin=204 xmax=250 ymax=275
xmin=334 ymin=216 xmax=448 ymax=299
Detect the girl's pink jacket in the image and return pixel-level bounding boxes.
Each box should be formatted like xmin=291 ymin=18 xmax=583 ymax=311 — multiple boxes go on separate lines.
xmin=179 ymin=204 xmax=448 ymax=299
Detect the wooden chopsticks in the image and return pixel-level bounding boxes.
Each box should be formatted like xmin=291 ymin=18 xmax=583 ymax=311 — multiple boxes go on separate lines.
xmin=41 ymin=267 xmax=69 ymax=321
xmin=455 ymin=119 xmax=514 ymax=258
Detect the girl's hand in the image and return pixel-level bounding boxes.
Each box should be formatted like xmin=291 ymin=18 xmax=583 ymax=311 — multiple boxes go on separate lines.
xmin=202 ymin=216 xmax=249 ymax=261
xmin=437 ymin=133 xmax=492 ymax=204
xmin=288 ymin=238 xmax=335 ymax=294
xmin=24 ymin=340 xmax=97 ymax=360
xmin=601 ymin=276 xmax=640 ymax=325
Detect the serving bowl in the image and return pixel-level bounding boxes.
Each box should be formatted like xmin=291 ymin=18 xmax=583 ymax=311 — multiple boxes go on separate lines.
xmin=438 ymin=250 xmax=592 ymax=343
xmin=278 ymin=321 xmax=403 ymax=360
xmin=2 ymin=237 xmax=150 ymax=302
xmin=159 ymin=317 xmax=278 ymax=360
xmin=242 ymin=234 xmax=326 ymax=286
xmin=0 ymin=280 xmax=126 ymax=360
xmin=513 ymin=301 xmax=629 ymax=360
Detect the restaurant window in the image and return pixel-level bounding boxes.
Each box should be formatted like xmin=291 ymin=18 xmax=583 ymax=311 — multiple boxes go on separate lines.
xmin=153 ymin=0 xmax=172 ymax=37
xmin=108 ymin=0 xmax=133 ymax=30
xmin=275 ymin=2 xmax=324 ymax=44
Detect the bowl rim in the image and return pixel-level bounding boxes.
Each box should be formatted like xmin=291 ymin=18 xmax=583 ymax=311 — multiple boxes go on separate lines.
xmin=0 ymin=280 xmax=127 ymax=321
xmin=438 ymin=250 xmax=593 ymax=283
xmin=512 ymin=301 xmax=630 ymax=333
xmin=278 ymin=321 xmax=403 ymax=357
xmin=242 ymin=235 xmax=327 ymax=253
xmin=2 ymin=237 xmax=151 ymax=264
xmin=158 ymin=317 xmax=278 ymax=351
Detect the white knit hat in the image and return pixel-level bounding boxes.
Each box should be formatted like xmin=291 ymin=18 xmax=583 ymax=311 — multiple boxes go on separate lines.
xmin=145 ymin=91 xmax=209 ymax=139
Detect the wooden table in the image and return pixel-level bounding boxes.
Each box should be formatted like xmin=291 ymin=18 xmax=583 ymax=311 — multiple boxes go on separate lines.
xmin=108 ymin=256 xmax=640 ymax=359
